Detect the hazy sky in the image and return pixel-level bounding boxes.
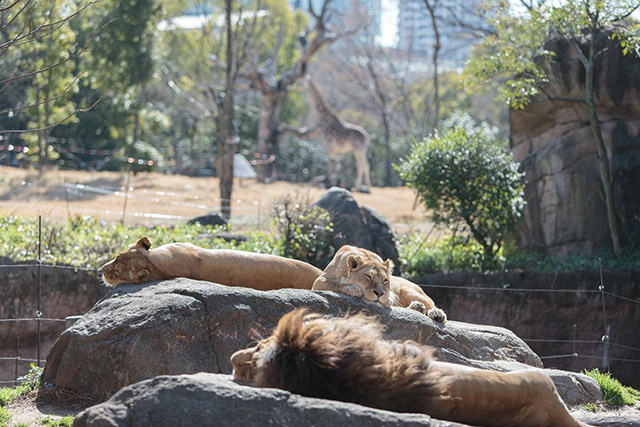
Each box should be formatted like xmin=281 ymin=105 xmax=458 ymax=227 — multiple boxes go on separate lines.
xmin=379 ymin=0 xmax=399 ymax=47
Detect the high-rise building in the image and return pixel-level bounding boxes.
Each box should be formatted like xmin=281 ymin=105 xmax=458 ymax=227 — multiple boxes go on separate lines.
xmin=397 ymin=0 xmax=484 ymax=67
xmin=290 ymin=0 xmax=382 ymax=39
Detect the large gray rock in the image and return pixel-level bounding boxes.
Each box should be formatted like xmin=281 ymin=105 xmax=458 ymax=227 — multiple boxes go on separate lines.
xmin=313 ymin=187 xmax=399 ymax=268
xmin=511 ymin=34 xmax=640 ymax=255
xmin=73 ymin=373 xmax=465 ymax=427
xmin=42 ymin=279 xmax=600 ymax=405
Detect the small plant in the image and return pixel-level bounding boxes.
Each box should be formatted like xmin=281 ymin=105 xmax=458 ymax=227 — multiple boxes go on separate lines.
xmin=397 ymin=115 xmax=525 ymax=263
xmin=583 ymin=403 xmax=597 ymax=412
xmin=272 ymin=195 xmax=336 ymax=268
xmin=584 ymin=369 xmax=640 ymax=406
xmin=0 ymin=406 xmax=11 ymax=425
xmin=41 ymin=416 xmax=74 ymax=427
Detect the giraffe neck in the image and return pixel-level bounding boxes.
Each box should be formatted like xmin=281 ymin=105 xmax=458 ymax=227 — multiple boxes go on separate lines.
xmin=307 ymin=78 xmax=340 ymax=125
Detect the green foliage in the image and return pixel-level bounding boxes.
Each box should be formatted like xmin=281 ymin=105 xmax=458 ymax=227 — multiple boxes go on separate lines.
xmin=0 ymin=365 xmax=43 ymax=411
xmin=272 ymin=196 xmax=336 ymax=268
xmin=41 ymin=416 xmax=75 ymax=427
xmin=464 ymin=0 xmax=640 ymax=109
xmin=583 ymin=403 xmax=597 ymax=412
xmin=276 ymin=138 xmax=329 ymax=182
xmin=0 ymin=405 xmax=10 ymax=425
xmin=399 ymin=234 xmax=494 ymax=275
xmin=19 ymin=365 xmax=43 ymax=392
xmin=0 ymin=215 xmax=282 ymax=269
xmin=397 ymin=116 xmax=525 ymax=260
xmin=0 ymin=387 xmax=23 ymax=408
xmin=584 ymin=369 xmax=640 ymax=406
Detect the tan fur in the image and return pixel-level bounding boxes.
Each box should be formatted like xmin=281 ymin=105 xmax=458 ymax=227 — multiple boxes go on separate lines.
xmin=100 ymin=237 xmax=323 ymax=290
xmin=312 ymin=245 xmax=447 ymax=322
xmin=231 ymin=310 xmax=590 ymax=427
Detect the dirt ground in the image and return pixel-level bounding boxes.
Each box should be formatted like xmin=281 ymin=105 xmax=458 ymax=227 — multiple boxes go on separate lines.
xmin=0 ymin=166 xmax=437 ymax=235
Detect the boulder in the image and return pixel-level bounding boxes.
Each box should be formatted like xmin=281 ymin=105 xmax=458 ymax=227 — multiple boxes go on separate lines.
xmin=313 ymin=187 xmax=399 ymax=268
xmin=73 ymin=373 xmax=464 ymax=427
xmin=510 ymin=34 xmax=640 ymax=255
xmin=188 ymin=213 xmax=228 ymax=227
xmin=43 ymin=279 xmax=600 ymax=405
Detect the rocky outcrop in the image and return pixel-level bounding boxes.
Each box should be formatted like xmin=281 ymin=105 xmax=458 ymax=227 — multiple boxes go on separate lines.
xmin=73 ymin=374 xmax=462 ymax=427
xmin=510 ymin=34 xmax=640 ymax=255
xmin=43 ymin=279 xmax=600 ymax=404
xmin=313 ymin=187 xmax=399 ymax=268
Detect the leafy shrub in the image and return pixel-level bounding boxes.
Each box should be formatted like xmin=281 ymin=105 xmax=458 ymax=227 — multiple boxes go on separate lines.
xmin=399 ymin=234 xmax=494 ymax=275
xmin=272 ymin=195 xmax=337 ymax=268
xmin=584 ymin=369 xmax=640 ymax=406
xmin=397 ymin=116 xmax=525 ymax=261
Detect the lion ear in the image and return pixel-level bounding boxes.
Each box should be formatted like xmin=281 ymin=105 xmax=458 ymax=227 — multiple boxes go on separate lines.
xmin=383 ymin=259 xmax=394 ymax=274
xmin=136 ymin=269 xmax=150 ymax=282
xmin=133 ymin=236 xmax=152 ymax=251
xmin=347 ymin=254 xmax=362 ymax=271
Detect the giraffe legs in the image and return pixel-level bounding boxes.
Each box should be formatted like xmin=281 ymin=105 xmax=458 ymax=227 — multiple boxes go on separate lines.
xmin=354 ymin=149 xmax=371 ymax=193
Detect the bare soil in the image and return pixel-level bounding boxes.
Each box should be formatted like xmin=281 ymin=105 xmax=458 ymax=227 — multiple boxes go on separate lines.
xmin=0 ymin=166 xmax=438 ymax=235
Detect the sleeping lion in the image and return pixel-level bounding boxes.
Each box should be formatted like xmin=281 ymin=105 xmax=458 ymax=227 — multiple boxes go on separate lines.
xmin=100 ymin=237 xmax=322 ymax=290
xmin=231 ymin=309 xmax=590 ymax=427
xmin=312 ymin=245 xmax=447 ymax=322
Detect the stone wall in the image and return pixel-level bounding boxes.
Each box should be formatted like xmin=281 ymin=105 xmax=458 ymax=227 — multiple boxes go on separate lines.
xmin=510 ymin=34 xmax=640 ymax=255
xmin=0 ymin=257 xmax=107 ymax=382
xmin=418 ymin=269 xmax=640 ymax=388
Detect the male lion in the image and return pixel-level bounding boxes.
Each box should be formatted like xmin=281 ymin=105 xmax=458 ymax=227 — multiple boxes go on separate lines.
xmin=312 ymin=245 xmax=447 ymax=322
xmin=231 ymin=309 xmax=589 ymax=427
xmin=100 ymin=237 xmax=322 ymax=290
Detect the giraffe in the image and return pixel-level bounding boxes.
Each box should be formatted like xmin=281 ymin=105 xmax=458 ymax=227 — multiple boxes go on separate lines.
xmin=305 ymin=76 xmax=372 ymax=192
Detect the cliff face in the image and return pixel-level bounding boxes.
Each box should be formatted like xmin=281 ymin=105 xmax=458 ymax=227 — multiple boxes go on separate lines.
xmin=510 ymin=34 xmax=640 ymax=255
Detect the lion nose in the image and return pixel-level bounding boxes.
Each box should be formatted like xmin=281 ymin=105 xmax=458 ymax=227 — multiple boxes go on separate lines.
xmin=374 ymin=287 xmax=385 ymax=297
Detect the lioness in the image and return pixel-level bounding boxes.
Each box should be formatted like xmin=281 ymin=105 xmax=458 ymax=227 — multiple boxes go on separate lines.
xmin=100 ymin=237 xmax=322 ymax=290
xmin=231 ymin=309 xmax=590 ymax=427
xmin=312 ymin=245 xmax=447 ymax=322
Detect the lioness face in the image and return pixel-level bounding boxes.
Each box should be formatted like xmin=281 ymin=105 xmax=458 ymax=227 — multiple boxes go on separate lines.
xmin=100 ymin=237 xmax=153 ymax=286
xmin=344 ymin=255 xmax=392 ymax=306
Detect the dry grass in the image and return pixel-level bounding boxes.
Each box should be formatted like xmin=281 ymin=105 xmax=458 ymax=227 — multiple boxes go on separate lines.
xmin=0 ymin=166 xmax=437 ymax=234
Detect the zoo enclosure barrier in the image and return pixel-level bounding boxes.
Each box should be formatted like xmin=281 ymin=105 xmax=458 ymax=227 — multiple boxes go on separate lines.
xmin=2 ymin=218 xmax=640 ymax=385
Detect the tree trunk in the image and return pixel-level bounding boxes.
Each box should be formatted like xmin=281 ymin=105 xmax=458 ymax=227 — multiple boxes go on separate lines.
xmin=382 ymin=111 xmax=392 ymax=186
xmin=585 ymin=29 xmax=622 ymax=257
xmin=218 ymin=0 xmax=237 ymax=219
xmin=36 ymin=88 xmax=46 ymax=177
xmin=425 ymin=0 xmax=441 ymax=130
xmin=255 ymin=92 xmax=283 ymax=182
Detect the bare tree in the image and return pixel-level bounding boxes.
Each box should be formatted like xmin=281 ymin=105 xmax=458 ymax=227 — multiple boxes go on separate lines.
xmin=240 ymin=0 xmax=357 ymax=182
xmin=422 ymin=0 xmax=441 ymax=129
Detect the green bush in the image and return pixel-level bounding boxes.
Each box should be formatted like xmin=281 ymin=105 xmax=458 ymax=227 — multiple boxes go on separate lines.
xmin=397 ymin=116 xmax=525 ymax=261
xmin=399 ymin=234 xmax=495 ymax=275
xmin=584 ymin=369 xmax=640 ymax=406
xmin=272 ymin=196 xmax=336 ymax=268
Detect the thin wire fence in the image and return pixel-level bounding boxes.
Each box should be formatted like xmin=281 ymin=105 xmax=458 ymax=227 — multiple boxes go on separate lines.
xmin=2 ymin=216 xmax=640 ymax=386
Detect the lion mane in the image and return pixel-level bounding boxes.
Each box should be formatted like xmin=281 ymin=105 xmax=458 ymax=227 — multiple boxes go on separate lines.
xmin=231 ymin=309 xmax=589 ymax=427
xmin=100 ymin=236 xmax=322 ymax=291
xmin=312 ymin=245 xmax=447 ymax=323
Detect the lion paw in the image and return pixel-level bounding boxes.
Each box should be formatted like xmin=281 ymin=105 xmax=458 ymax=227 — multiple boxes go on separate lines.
xmin=339 ymin=284 xmax=364 ymax=298
xmin=427 ymin=307 xmax=447 ymax=323
xmin=407 ymin=301 xmax=427 ymax=314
